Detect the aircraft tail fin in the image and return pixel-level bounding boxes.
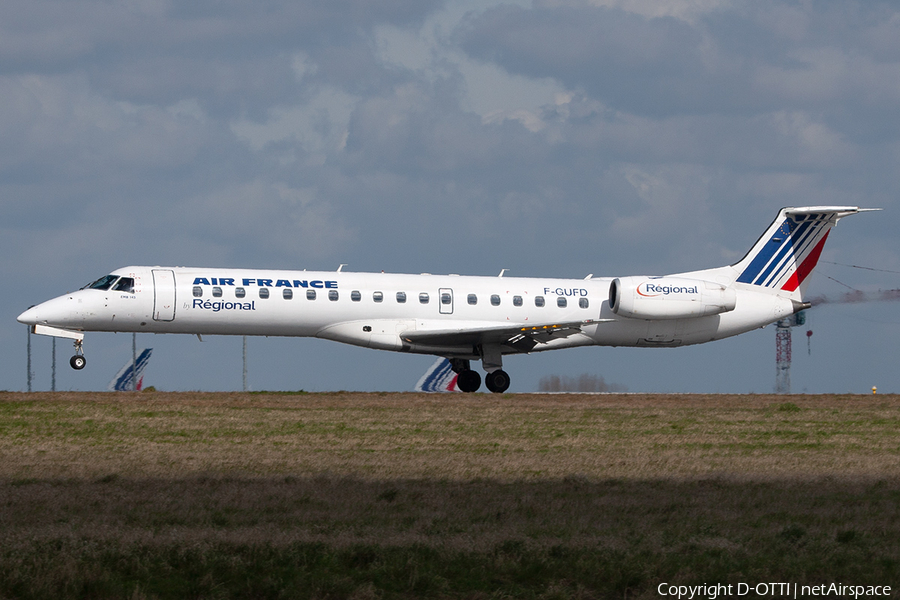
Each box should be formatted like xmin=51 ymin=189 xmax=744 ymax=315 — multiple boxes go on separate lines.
xmin=415 ymin=358 xmax=460 ymax=392
xmin=731 ymin=206 xmax=877 ymax=300
xmin=108 ymin=348 xmax=153 ymax=391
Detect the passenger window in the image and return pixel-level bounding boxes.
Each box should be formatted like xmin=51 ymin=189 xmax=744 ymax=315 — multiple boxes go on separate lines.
xmin=283 ymin=288 xmax=293 ymax=300
xmin=441 ymin=293 xmax=451 ymax=305
xmin=112 ymin=277 xmax=135 ymax=293
xmin=307 ymin=289 xmax=316 ymax=300
xmin=557 ymin=296 xmax=567 ymax=308
xmin=579 ymin=297 xmax=589 ymax=309
xmin=490 ymin=295 xmax=500 ymax=306
xmin=373 ymin=291 xmax=383 ymax=303
xmin=329 ymin=290 xmax=339 ymax=301
xmin=235 ymin=287 xmax=246 ymax=299
xmin=419 ymin=292 xmax=429 ymax=304
xmin=513 ymin=295 xmax=523 ymax=306
xmin=259 ymin=288 xmax=269 ymax=299
xmin=467 ymin=294 xmax=477 ymax=305
xmin=193 ymin=286 xmax=203 ymax=298
xmin=351 ymin=290 xmax=361 ymax=302
xmin=212 ymin=287 xmax=222 ymax=298
xmin=535 ymin=296 xmax=545 ymax=307
xmin=396 ymin=292 xmax=407 ymax=303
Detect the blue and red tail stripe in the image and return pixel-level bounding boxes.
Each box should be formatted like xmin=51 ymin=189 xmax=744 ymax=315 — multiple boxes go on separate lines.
xmin=109 ymin=348 xmax=153 ymax=391
xmin=415 ymin=358 xmax=459 ymax=392
xmin=736 ymin=215 xmax=831 ymax=291
xmin=781 ymin=231 xmax=829 ymax=292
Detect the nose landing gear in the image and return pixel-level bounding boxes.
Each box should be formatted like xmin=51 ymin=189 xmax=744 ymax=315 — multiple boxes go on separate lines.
xmin=69 ymin=340 xmax=86 ymax=370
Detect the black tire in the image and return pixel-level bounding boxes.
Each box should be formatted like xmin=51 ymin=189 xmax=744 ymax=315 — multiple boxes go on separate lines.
xmin=456 ymin=369 xmax=481 ymax=393
xmin=485 ymin=369 xmax=510 ymax=393
xmin=70 ymin=355 xmax=86 ymax=370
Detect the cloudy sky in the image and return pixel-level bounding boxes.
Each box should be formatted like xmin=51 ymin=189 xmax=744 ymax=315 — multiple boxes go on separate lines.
xmin=3 ymin=0 xmax=899 ymax=394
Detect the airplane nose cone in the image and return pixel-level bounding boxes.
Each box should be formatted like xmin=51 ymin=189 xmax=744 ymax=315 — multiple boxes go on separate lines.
xmin=17 ymin=305 xmax=39 ymax=326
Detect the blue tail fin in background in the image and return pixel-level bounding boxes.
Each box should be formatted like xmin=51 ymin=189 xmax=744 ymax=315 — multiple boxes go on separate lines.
xmin=415 ymin=358 xmax=459 ymax=392
xmin=109 ymin=348 xmax=152 ymax=391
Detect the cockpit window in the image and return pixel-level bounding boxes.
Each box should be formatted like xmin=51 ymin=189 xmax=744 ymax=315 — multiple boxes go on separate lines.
xmin=84 ymin=274 xmax=118 ymax=291
xmin=112 ymin=277 xmax=135 ymax=293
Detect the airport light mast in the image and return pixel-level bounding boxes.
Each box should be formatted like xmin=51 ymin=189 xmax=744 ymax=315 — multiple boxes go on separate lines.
xmin=775 ymin=311 xmax=806 ymax=394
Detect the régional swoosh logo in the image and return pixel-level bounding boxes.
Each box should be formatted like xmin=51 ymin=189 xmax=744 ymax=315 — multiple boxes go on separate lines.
xmin=636 ymin=283 xmax=660 ymax=297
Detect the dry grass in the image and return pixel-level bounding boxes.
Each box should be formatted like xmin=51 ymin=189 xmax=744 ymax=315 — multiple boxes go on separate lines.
xmin=1 ymin=391 xmax=898 ymax=480
xmin=0 ymin=392 xmax=898 ymax=598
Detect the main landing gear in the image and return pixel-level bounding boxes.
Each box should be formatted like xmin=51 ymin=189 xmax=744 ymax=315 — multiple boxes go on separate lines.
xmin=449 ymin=354 xmax=511 ymax=394
xmin=69 ymin=340 xmax=86 ymax=370
xmin=456 ymin=368 xmax=481 ymax=393
xmin=485 ymin=369 xmax=510 ymax=394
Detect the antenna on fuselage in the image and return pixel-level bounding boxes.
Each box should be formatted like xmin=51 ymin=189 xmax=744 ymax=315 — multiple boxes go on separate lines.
xmin=337 ymin=264 xmax=347 ymax=272
xmin=498 ymin=269 xmax=508 ymax=277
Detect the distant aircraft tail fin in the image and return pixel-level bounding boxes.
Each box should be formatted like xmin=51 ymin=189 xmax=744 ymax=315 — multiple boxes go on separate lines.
xmin=109 ymin=348 xmax=153 ymax=391
xmin=415 ymin=358 xmax=460 ymax=392
xmin=731 ymin=206 xmax=877 ymax=300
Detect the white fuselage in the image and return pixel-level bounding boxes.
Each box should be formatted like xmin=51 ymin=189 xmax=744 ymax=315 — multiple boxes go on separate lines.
xmin=16 ymin=206 xmax=870 ymax=392
xmin=20 ymin=265 xmax=797 ymax=360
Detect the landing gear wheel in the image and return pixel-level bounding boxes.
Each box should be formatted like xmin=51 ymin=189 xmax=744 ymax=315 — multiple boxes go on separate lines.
xmin=457 ymin=369 xmax=481 ymax=393
xmin=485 ymin=369 xmax=510 ymax=393
xmin=70 ymin=355 xmax=86 ymax=370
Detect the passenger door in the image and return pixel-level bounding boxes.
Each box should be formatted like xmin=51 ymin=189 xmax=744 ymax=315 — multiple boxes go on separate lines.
xmin=152 ymin=269 xmax=176 ymax=321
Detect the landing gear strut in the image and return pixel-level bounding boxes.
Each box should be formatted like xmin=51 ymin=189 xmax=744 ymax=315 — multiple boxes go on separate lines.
xmin=70 ymin=340 xmax=86 ymax=370
xmin=480 ymin=344 xmax=510 ymax=394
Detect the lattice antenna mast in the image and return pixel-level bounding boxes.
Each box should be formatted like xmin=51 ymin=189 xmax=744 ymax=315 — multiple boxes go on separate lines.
xmin=775 ymin=312 xmax=806 ymax=394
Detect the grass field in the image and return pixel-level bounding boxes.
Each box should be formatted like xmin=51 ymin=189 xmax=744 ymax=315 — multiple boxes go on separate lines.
xmin=1 ymin=392 xmax=898 ymax=599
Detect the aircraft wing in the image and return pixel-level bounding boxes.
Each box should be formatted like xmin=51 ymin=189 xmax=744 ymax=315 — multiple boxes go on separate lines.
xmin=401 ymin=319 xmax=606 ymax=352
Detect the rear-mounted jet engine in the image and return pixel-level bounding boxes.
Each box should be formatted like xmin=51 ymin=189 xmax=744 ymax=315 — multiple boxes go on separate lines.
xmin=609 ymin=276 xmax=737 ymax=320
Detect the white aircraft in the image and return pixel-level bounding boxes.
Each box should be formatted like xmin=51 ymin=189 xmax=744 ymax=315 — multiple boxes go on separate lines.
xmin=18 ymin=206 xmax=875 ymax=393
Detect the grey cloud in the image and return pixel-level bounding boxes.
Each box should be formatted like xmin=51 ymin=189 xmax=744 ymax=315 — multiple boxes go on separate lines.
xmin=1 ymin=0 xmax=443 ymax=69
xmin=457 ymin=5 xmax=725 ymax=116
xmin=2 ymin=80 xmax=168 ymax=176
xmin=341 ymin=81 xmax=514 ymax=174
xmin=457 ymin=1 xmax=900 ymax=121
xmin=301 ymin=71 xmax=889 ymax=277
xmin=0 ymin=0 xmax=445 ymax=116
xmin=2 ymin=0 xmax=898 ymax=394
xmin=0 ymin=73 xmax=240 ymax=193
